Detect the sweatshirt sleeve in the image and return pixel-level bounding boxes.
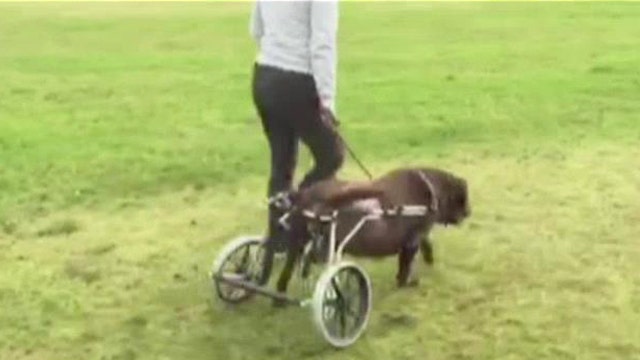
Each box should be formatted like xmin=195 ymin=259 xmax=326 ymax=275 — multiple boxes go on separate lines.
xmin=310 ymin=0 xmax=338 ymax=113
xmin=250 ymin=1 xmax=263 ymax=42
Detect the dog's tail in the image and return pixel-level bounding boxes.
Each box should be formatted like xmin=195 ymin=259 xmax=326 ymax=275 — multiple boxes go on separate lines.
xmin=325 ymin=183 xmax=386 ymax=208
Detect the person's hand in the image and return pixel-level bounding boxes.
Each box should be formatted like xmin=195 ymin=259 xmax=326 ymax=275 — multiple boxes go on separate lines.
xmin=320 ymin=105 xmax=340 ymax=128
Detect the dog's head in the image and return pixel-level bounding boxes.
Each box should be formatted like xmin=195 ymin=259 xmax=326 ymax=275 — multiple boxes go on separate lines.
xmin=418 ymin=168 xmax=471 ymax=226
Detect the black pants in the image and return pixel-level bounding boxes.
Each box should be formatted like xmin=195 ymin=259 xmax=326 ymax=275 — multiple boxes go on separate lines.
xmin=252 ymin=64 xmax=344 ymax=280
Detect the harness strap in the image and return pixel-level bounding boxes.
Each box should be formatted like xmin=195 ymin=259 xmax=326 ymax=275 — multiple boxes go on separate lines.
xmin=415 ymin=170 xmax=439 ymax=213
xmin=300 ymin=205 xmax=429 ymax=222
xmin=302 ymin=209 xmax=336 ymax=222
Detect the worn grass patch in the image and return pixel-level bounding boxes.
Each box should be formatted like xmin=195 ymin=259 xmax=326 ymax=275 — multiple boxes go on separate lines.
xmin=36 ymin=218 xmax=81 ymax=238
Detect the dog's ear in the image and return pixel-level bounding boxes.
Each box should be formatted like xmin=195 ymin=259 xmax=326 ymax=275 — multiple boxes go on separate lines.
xmin=325 ymin=183 xmax=385 ymax=208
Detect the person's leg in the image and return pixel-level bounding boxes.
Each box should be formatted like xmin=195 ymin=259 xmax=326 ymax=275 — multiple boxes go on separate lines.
xmin=298 ymin=118 xmax=344 ymax=189
xmin=261 ymin=110 xmax=298 ymax=254
xmin=252 ymin=64 xmax=299 ymax=283
xmin=294 ymin=80 xmax=345 ymax=189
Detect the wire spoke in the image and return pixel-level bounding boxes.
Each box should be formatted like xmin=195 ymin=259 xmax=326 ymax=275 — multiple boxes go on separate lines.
xmin=339 ymin=304 xmax=347 ymax=337
xmin=331 ymin=277 xmax=345 ymax=302
xmin=234 ymin=245 xmax=252 ymax=273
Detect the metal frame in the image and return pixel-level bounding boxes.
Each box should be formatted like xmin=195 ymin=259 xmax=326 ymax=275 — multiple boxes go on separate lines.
xmin=212 ymin=272 xmax=303 ymax=306
xmin=213 ymin=205 xmax=431 ymax=307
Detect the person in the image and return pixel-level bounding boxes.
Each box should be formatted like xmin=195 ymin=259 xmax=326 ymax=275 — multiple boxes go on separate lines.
xmin=249 ymin=0 xmax=345 ymax=284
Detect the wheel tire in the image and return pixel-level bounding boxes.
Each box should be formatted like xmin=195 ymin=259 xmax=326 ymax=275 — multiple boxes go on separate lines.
xmin=311 ymin=262 xmax=372 ymax=348
xmin=210 ymin=235 xmax=265 ymax=304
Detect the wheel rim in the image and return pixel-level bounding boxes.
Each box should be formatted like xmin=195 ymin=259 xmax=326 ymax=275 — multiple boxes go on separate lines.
xmin=314 ymin=263 xmax=371 ymax=347
xmin=213 ymin=238 xmax=264 ymax=303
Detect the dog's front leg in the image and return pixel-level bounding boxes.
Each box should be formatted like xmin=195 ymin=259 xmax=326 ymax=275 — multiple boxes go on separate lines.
xmin=420 ymin=235 xmax=434 ymax=265
xmin=396 ymin=238 xmax=420 ymax=287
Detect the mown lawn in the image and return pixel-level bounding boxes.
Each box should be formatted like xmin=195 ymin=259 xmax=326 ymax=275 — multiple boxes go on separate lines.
xmin=1 ymin=2 xmax=639 ymax=360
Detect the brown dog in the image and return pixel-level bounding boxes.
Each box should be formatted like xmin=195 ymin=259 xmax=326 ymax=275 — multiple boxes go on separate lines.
xmin=274 ymin=166 xmax=471 ymax=297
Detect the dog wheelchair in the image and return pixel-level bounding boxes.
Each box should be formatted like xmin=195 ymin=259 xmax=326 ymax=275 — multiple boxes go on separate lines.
xmin=210 ymin=192 xmax=431 ymax=348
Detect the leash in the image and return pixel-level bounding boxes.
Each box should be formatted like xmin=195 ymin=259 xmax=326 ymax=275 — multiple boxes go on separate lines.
xmin=338 ymin=132 xmax=373 ymax=180
xmin=326 ymin=111 xmax=373 ymax=180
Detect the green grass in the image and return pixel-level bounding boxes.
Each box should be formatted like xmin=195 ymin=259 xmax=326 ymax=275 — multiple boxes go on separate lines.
xmin=1 ymin=2 xmax=639 ymax=360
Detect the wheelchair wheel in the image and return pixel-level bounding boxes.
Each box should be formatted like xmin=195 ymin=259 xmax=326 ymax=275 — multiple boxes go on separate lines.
xmin=210 ymin=235 xmax=265 ymax=304
xmin=311 ymin=262 xmax=372 ymax=348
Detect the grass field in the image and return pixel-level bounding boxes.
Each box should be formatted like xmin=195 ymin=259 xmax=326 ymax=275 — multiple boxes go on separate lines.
xmin=1 ymin=2 xmax=640 ymax=360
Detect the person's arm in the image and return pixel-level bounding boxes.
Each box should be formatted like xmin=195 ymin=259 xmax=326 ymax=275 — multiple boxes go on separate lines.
xmin=310 ymin=0 xmax=338 ymax=114
xmin=250 ymin=1 xmax=263 ymax=42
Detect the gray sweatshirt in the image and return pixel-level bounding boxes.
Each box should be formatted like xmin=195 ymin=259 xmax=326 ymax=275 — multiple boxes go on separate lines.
xmin=250 ymin=0 xmax=338 ymax=112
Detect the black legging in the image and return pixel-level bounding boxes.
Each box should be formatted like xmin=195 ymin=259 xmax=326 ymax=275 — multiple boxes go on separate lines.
xmin=252 ymin=63 xmax=344 ymax=282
